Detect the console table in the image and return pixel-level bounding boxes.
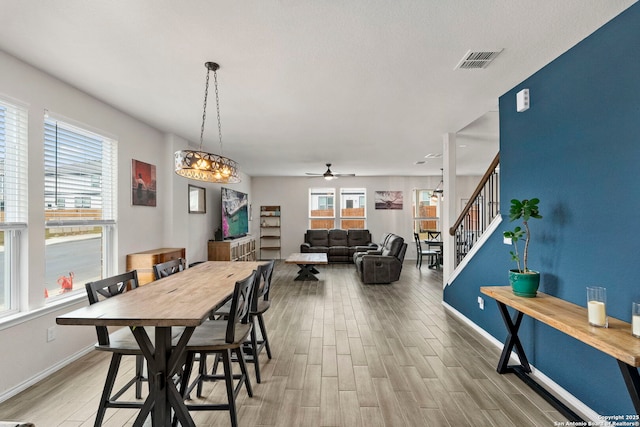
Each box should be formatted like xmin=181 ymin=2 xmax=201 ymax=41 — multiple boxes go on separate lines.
xmin=481 ymin=286 xmax=640 ymax=420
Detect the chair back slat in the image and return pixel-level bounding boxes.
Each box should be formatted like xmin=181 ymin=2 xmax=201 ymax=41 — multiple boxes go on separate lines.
xmin=225 ymin=271 xmax=256 ymax=343
xmin=254 ymin=260 xmax=276 ymax=310
xmin=249 ymin=262 xmax=271 ymax=312
xmin=414 ymin=233 xmax=423 ymax=252
xmin=85 ymin=271 xmax=139 ymax=345
xmin=153 ymin=258 xmax=186 ymax=280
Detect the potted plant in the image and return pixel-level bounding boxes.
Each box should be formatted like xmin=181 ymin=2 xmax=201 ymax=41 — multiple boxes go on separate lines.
xmin=503 ymin=198 xmax=542 ymax=297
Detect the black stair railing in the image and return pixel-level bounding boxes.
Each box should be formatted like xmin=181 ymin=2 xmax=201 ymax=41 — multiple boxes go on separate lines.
xmin=449 ymin=153 xmax=500 ymax=267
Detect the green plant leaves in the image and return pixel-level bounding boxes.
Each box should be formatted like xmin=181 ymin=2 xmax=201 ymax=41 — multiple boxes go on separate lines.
xmin=509 ymin=198 xmax=542 ymax=222
xmin=504 ymin=198 xmax=542 ymax=273
xmin=503 ymin=226 xmax=524 ymax=242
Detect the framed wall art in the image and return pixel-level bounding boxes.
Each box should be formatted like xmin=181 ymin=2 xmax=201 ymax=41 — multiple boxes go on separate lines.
xmin=375 ymin=191 xmax=403 ymax=210
xmin=188 ymin=184 xmax=206 ymax=213
xmin=132 ymin=159 xmax=157 ymax=207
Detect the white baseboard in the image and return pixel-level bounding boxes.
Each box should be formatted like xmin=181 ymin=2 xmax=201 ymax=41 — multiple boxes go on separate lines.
xmin=442 ymin=301 xmax=600 ymax=422
xmin=0 ymin=345 xmax=94 ymax=404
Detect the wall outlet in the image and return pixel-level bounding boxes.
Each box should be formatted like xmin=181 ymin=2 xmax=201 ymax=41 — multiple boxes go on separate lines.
xmin=47 ymin=326 xmax=56 ymax=342
xmin=477 ymin=296 xmax=485 ymax=310
xmin=503 ymin=236 xmax=512 ymax=245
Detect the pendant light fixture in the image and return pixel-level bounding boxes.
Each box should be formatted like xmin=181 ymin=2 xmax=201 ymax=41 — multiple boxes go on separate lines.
xmin=431 ymin=168 xmax=444 ymax=202
xmin=175 ymin=62 xmax=240 ymax=183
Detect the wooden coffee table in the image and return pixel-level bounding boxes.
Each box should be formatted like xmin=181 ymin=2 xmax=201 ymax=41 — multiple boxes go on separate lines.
xmin=285 ymin=253 xmax=328 ymax=281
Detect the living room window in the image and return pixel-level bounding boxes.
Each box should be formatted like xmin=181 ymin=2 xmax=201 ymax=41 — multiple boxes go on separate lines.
xmin=339 ymin=188 xmax=366 ymax=229
xmin=309 ymin=188 xmax=335 ymax=229
xmin=413 ymin=189 xmax=440 ymax=239
xmin=0 ymin=97 xmax=28 ymax=317
xmin=44 ymin=116 xmax=117 ymax=300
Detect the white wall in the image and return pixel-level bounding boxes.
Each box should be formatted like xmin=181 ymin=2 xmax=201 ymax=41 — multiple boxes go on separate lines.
xmin=250 ymin=175 xmax=480 ymax=260
xmin=0 ymin=50 xmax=218 ymax=400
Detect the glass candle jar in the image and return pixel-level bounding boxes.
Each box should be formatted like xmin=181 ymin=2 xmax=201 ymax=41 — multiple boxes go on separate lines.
xmin=587 ymin=286 xmax=607 ymax=328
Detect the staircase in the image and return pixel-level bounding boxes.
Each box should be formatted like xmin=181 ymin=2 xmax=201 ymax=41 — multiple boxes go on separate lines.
xmin=449 ymin=153 xmax=500 ymax=268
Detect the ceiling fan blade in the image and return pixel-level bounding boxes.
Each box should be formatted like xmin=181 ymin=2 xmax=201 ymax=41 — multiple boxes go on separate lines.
xmin=305 ymin=163 xmax=355 ymax=177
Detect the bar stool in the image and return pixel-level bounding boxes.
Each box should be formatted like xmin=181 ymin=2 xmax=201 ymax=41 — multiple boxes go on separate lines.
xmin=84 ymin=271 xmax=148 ymax=427
xmin=204 ymin=260 xmax=275 ymax=384
xmin=178 ymin=271 xmax=257 ymax=427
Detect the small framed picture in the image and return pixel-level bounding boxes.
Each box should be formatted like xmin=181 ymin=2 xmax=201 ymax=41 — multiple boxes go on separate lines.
xmin=132 ymin=159 xmax=156 ymax=207
xmin=375 ymin=191 xmax=403 ymax=210
xmin=188 ymin=184 xmax=206 ymax=214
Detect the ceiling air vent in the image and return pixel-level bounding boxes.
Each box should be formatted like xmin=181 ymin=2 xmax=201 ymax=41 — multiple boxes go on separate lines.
xmin=455 ymin=49 xmax=503 ymax=70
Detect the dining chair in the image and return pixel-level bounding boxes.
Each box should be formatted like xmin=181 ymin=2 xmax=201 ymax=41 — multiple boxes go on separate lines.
xmin=248 ymin=259 xmax=276 ymax=381
xmin=152 ymin=257 xmax=186 ymax=280
xmin=414 ymin=233 xmax=439 ymax=268
xmin=85 ymin=271 xmax=148 ymax=427
xmin=178 ymin=271 xmax=257 ymax=427
xmin=205 ymin=259 xmax=275 ymax=385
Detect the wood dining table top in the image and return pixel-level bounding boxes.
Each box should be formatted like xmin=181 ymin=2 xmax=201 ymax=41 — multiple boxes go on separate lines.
xmin=57 ymin=261 xmax=266 ymax=328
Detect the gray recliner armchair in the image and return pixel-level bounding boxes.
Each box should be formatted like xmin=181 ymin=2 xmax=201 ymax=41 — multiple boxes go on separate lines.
xmin=352 ymin=232 xmax=392 ymax=264
xmin=354 ymin=234 xmax=407 ymax=284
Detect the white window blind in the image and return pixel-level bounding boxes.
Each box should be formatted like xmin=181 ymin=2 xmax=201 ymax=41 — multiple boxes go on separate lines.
xmin=44 ymin=118 xmax=116 ymax=226
xmin=339 ymin=188 xmax=366 ymax=229
xmin=0 ymin=98 xmax=28 ymax=226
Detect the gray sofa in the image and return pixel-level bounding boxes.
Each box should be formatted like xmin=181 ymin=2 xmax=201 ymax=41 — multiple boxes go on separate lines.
xmin=300 ymin=229 xmax=375 ymax=263
xmin=354 ymin=233 xmax=407 ymax=284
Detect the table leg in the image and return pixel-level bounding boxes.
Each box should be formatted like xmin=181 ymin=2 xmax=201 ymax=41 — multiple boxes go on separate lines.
xmin=494 ymin=301 xmax=582 ymax=421
xmin=495 ymin=301 xmax=531 ymax=374
xmin=618 ymin=360 xmax=640 ymax=414
xmin=295 ymin=264 xmax=319 ymax=281
xmin=132 ymin=326 xmax=196 ymax=427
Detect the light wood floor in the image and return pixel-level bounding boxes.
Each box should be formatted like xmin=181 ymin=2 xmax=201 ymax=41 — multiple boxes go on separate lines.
xmin=0 ymin=262 xmax=570 ymax=426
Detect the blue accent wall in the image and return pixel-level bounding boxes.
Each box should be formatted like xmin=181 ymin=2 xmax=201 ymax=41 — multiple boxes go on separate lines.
xmin=444 ymin=3 xmax=640 ymax=416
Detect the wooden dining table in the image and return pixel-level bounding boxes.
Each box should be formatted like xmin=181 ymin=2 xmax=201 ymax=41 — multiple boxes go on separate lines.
xmin=56 ymin=260 xmax=267 ymax=427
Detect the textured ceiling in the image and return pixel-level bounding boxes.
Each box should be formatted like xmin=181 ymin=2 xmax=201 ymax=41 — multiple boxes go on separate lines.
xmin=0 ymin=0 xmax=635 ymax=177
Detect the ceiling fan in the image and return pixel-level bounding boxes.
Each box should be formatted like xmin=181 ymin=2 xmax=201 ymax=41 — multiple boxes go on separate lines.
xmin=305 ymin=163 xmax=355 ymax=180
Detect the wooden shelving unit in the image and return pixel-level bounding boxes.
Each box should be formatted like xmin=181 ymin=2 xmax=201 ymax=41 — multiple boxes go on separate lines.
xmin=260 ymin=205 xmax=281 ymax=260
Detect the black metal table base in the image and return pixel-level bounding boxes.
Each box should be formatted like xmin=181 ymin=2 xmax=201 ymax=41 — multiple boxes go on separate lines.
xmin=493 ymin=299 xmax=640 ymax=419
xmin=619 ymin=360 xmax=640 ymax=414
xmin=294 ymin=264 xmax=321 ymax=281
xmin=495 ymin=301 xmax=584 ymax=422
xmin=132 ymin=326 xmax=196 ymax=427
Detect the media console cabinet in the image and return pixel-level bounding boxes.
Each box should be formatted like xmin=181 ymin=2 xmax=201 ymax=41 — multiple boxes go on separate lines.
xmin=481 ymin=286 xmax=640 ymax=420
xmin=207 ymin=235 xmax=256 ymax=261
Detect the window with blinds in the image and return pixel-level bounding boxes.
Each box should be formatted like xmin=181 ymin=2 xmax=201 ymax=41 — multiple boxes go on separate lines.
xmin=0 ymin=97 xmax=28 ymax=316
xmin=309 ymin=188 xmax=335 ymax=229
xmin=44 ymin=117 xmax=117 ymax=300
xmin=413 ymin=189 xmax=440 ymax=238
xmin=339 ymin=188 xmax=366 ymax=229
xmin=44 ymin=118 xmax=116 ymax=224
